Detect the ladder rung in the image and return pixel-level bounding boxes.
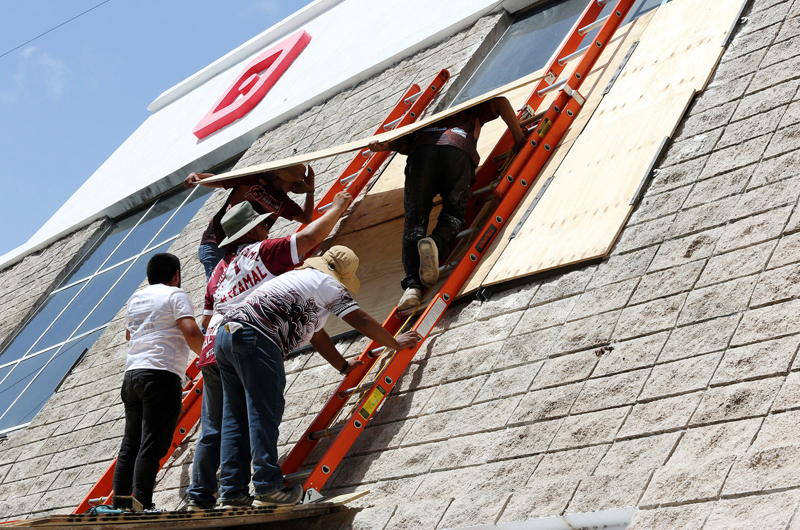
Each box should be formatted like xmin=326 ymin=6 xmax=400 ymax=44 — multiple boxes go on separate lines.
xmin=383 ymin=117 xmax=402 ymax=131
xmin=578 ymin=15 xmax=610 ymax=36
xmin=340 ymin=379 xmax=378 ymax=398
xmin=284 ymin=469 xmax=312 ymax=483
xmin=368 ymin=346 xmax=386 ymax=358
xmin=456 ymin=227 xmax=476 ymax=240
xmin=558 ymin=45 xmax=590 ymax=66
xmin=439 ymin=259 xmax=459 ymax=274
xmin=340 ymin=171 xmax=360 ymax=186
xmin=361 ymin=149 xmax=371 ymax=158
xmin=470 ymin=178 xmax=501 ymax=198
xmin=309 ymin=424 xmax=344 ymax=441
xmin=520 ymin=110 xmax=547 ymax=127
xmin=597 ymin=0 xmax=612 ymax=5
xmin=538 ymin=79 xmax=567 ymax=97
xmin=404 ymin=91 xmax=422 ymax=105
xmin=317 ymin=203 xmax=332 ymax=214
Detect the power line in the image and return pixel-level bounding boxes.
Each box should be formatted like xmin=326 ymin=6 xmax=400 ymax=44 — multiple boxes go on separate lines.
xmin=0 ymin=0 xmax=112 ymax=60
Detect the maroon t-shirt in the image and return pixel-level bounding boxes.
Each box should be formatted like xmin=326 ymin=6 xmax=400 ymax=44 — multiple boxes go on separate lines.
xmin=413 ymin=102 xmax=500 ymax=166
xmin=200 ymin=175 xmax=303 ymax=245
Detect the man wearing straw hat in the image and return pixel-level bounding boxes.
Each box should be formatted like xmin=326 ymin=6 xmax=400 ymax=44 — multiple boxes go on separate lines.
xmin=185 ymin=191 xmax=353 ymax=511
xmin=215 ymin=246 xmax=421 ymax=506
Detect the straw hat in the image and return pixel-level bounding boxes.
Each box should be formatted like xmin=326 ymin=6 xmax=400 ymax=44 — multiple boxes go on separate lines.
xmin=218 ymin=201 xmax=270 ymax=247
xmin=299 ymin=246 xmax=360 ymax=294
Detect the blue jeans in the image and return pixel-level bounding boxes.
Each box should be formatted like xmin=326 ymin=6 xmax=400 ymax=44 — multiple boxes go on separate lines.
xmin=187 ymin=364 xmax=236 ymax=507
xmin=215 ymin=324 xmax=286 ymax=500
xmin=198 ymin=243 xmax=227 ymax=281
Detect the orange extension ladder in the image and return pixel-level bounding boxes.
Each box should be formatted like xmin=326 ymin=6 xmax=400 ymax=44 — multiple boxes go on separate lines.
xmin=74 ymin=69 xmax=450 ymax=514
xmin=280 ymin=0 xmax=637 ymax=502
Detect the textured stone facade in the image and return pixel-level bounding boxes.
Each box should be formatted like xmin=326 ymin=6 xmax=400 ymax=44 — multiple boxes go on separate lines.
xmin=2 ymin=0 xmax=800 ymax=527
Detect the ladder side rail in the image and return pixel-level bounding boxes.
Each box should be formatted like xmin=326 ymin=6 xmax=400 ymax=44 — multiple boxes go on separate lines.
xmin=299 ymin=0 xmax=636 ymax=493
xmin=471 ymin=0 xmax=606 ymax=201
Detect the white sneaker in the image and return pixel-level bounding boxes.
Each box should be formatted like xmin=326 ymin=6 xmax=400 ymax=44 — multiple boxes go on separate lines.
xmin=398 ymin=287 xmax=422 ymax=311
xmin=418 ymin=237 xmax=440 ymax=287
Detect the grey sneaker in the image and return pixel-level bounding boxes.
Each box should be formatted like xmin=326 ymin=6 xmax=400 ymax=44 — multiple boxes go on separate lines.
xmin=418 ymin=237 xmax=439 ymax=287
xmin=184 ymin=499 xmax=212 ymax=512
xmin=397 ymin=287 xmax=422 ymax=311
xmin=253 ymin=483 xmax=303 ymax=506
xmin=220 ymin=495 xmax=253 ymax=509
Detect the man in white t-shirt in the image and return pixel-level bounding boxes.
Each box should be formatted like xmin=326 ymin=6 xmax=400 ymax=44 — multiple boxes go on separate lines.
xmin=185 ymin=191 xmax=353 ymax=511
xmin=112 ymin=253 xmax=204 ymax=511
xmin=215 ymin=246 xmax=420 ymax=506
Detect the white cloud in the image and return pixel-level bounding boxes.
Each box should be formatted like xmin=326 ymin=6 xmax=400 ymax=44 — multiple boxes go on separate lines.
xmin=252 ymin=0 xmax=281 ymax=15
xmin=0 ymin=46 xmax=71 ymax=104
xmin=36 ymin=52 xmax=69 ymax=96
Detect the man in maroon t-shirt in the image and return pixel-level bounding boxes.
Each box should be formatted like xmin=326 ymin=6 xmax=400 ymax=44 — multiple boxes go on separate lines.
xmin=184 ymin=164 xmax=316 ymax=280
xmin=370 ymin=96 xmax=526 ymax=310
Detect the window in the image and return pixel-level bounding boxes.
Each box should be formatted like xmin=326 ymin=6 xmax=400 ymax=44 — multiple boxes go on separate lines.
xmin=452 ymin=0 xmax=663 ymax=105
xmin=0 ymin=184 xmax=214 ymax=434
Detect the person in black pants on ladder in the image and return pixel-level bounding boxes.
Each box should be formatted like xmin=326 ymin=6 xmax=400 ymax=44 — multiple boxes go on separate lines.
xmin=370 ymin=96 xmax=526 ymax=310
xmin=112 ymin=253 xmax=204 ymax=511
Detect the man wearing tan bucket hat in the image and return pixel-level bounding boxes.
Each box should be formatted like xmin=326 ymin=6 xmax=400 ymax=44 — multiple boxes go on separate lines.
xmin=185 ymin=163 xmax=316 ymax=279
xmin=214 ymin=246 xmax=420 ymax=506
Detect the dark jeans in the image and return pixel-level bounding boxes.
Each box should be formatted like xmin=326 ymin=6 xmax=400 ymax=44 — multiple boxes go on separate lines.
xmin=215 ymin=324 xmax=286 ymax=500
xmin=198 ymin=242 xmax=227 ymax=281
xmin=187 ymin=364 xmax=233 ymax=508
xmin=113 ymin=369 xmax=182 ymax=508
xmin=402 ymin=144 xmax=474 ymax=290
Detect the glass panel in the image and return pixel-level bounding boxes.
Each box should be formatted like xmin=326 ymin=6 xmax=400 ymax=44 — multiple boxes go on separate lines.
xmin=0 ymin=354 xmax=50 ymax=422
xmin=75 ymin=241 xmax=171 ymax=336
xmin=452 ymin=0 xmax=662 ymax=105
xmin=33 ymin=266 xmax=126 ymax=353
xmin=0 ymin=330 xmax=103 ymax=431
xmin=151 ymin=186 xmax=214 ymax=248
xmin=66 ymin=210 xmax=148 ymax=282
xmin=0 ymin=283 xmax=83 ymax=365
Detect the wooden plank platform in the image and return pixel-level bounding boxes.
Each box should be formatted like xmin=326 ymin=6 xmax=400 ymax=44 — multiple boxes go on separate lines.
xmin=4 ymin=492 xmax=367 ymax=530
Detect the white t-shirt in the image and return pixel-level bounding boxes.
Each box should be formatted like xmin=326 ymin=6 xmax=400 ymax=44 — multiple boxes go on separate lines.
xmin=125 ymin=283 xmax=195 ymax=378
xmin=221 ymin=268 xmax=359 ymax=356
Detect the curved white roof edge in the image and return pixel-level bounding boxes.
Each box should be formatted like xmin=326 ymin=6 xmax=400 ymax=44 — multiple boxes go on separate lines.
xmin=147 ymin=0 xmax=342 ymax=113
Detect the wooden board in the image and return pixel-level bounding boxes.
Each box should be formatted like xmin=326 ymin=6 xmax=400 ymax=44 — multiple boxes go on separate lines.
xmin=203 ymin=71 xmax=546 ymax=184
xmin=5 ymin=492 xmax=367 ymax=530
xmin=458 ymin=10 xmax=656 ymax=294
xmin=482 ymin=0 xmax=742 ymax=286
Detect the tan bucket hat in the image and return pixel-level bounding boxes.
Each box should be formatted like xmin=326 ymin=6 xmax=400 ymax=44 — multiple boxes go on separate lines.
xmin=219 ymin=201 xmax=270 ymax=247
xmin=299 ymin=246 xmax=360 ymax=294
xmin=265 ymin=164 xmax=313 ymax=194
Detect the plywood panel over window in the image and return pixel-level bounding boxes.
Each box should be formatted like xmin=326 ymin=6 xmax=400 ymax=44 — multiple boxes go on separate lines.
xmin=482 ymin=0 xmax=743 ymax=287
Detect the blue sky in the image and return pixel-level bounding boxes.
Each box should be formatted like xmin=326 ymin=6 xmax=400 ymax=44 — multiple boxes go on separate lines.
xmin=0 ymin=0 xmax=314 ymax=257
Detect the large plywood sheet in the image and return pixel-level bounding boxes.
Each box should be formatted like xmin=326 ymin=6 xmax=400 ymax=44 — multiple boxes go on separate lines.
xmin=483 ymin=0 xmax=742 ymax=286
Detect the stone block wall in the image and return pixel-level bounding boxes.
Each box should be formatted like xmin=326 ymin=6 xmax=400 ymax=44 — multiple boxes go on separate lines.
xmin=0 ymin=11 xmax=510 ymax=520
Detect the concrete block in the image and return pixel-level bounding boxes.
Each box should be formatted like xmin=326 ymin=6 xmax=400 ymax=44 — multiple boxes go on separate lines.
xmin=595 ymin=433 xmax=680 ymax=475
xmin=649 ymin=156 xmax=707 ymax=194
xmin=750 ymin=149 xmax=800 ymax=189
xmin=498 ymin=478 xmax=576 ymax=521
xmin=715 ymin=206 xmax=792 ymax=253
xmin=660 ymin=314 xmax=740 ymax=362
xmin=742 ymin=0 xmax=791 ymax=34
xmin=476 ymin=282 xmax=538 ymax=320
xmin=496 ymin=327 xmax=561 ymax=369
xmin=614 ymin=294 xmax=686 ymax=340
xmin=588 ymin=248 xmax=657 ymax=290
xmin=648 ymin=227 xmax=724 ymax=272
xmin=430 ymin=431 xmax=498 ymax=470
xmin=439 ymin=491 xmax=511 ymax=529
xmin=492 ymin=420 xmax=563 ymax=461
xmin=571 ymin=369 xmax=649 ymax=414
xmin=752 ymin=262 xmax=800 ymax=306
xmin=629 ymin=261 xmax=704 ymax=305
xmin=402 ymin=396 xmax=520 ymax=445
xmin=453 ymin=311 xmax=523 ymax=350
xmin=698 ymin=240 xmax=775 ymax=287
xmin=674 ymin=418 xmax=762 ymax=461
xmin=532 ymin=350 xmax=599 ymax=389
xmin=669 ymin=195 xmax=739 ymax=237
xmin=717 ymin=106 xmax=784 ymax=149
xmin=555 ymin=311 xmax=619 ymax=354
xmin=677 ymin=101 xmax=738 ymax=138
xmin=691 ymin=74 xmax=752 ymax=115
xmin=384 ymin=498 xmax=451 ymax=530
xmin=690 ymin=377 xmax=781 ymax=425
xmin=735 ymin=77 xmax=798 ymax=119
xmin=712 ymin=335 xmax=799 ymax=385
xmin=567 ymin=471 xmax=651 ymax=514
xmin=422 ymin=375 xmax=488 ymax=414
xmin=338 ymin=505 xmax=399 ymax=530
xmin=751 ymin=409 xmax=800 ymax=450
xmin=769 ymin=232 xmax=800 ymax=268
xmin=593 ymin=332 xmax=668 ymax=377
xmin=515 ymin=296 xmax=577 ymax=334
xmin=359 ymin=476 xmax=424 ymax=507
xmin=508 ymin=382 xmax=583 ymax=425
xmin=766 ymin=122 xmax=800 ymax=159
xmin=684 ymin=165 xmax=754 ymax=208
xmin=705 ymin=490 xmax=800 ymax=530
xmin=351 ymin=420 xmax=413 ymax=455
xmin=617 ymin=392 xmax=703 ymax=438
xmin=737 ymin=175 xmax=800 ymax=218
xmin=531 ymin=266 xmax=594 ymax=305
xmin=549 ymin=406 xmax=630 ymax=450
xmin=441 ymin=341 xmax=503 ymax=383
xmin=476 ymin=361 xmax=542 ymax=403
xmin=699 ymin=134 xmax=771 ymax=180
xmin=626 ymin=504 xmax=713 ymax=530
xmin=678 ymin=274 xmax=758 ymax=324
xmin=628 ymin=185 xmax=691 ymax=225
xmin=640 ymin=352 xmax=722 ymax=400
xmin=661 ymin=128 xmax=724 ymax=166
xmin=372 ymin=387 xmax=434 ymax=425
xmin=772 ymin=371 xmax=800 ymax=411
xmin=714 ymin=48 xmax=767 ymax=85
xmin=780 ymin=98 xmax=800 ymax=129
xmin=613 ymin=214 xmax=675 ymax=253
xmin=640 ymin=455 xmax=735 ymax=506
xmin=569 ymin=279 xmax=638 ymax=321
xmin=733 ymin=298 xmax=800 ymax=345
xmin=726 ymin=20 xmax=782 ymax=64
